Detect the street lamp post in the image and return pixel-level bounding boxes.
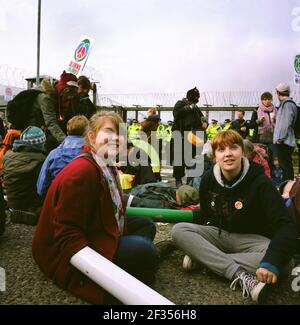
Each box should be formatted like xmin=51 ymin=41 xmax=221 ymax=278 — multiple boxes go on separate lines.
xmin=36 ymin=0 xmax=41 ymax=86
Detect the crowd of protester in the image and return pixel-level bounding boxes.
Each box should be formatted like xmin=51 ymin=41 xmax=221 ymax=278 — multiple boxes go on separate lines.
xmin=0 ymin=76 xmax=299 ymax=305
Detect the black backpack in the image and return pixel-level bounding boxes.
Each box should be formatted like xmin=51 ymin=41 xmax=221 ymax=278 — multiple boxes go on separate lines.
xmin=6 ymin=89 xmax=42 ymax=130
xmin=283 ymin=100 xmax=300 ymax=138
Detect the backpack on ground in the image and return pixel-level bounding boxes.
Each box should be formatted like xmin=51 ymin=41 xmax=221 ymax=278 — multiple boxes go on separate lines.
xmin=6 ymin=89 xmax=42 ymax=130
xmin=283 ymin=100 xmax=300 ymax=138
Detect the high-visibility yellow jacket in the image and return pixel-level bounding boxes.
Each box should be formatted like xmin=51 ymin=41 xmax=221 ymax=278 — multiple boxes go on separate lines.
xmin=206 ymin=124 xmax=222 ymax=140
xmin=156 ymin=124 xmax=165 ymax=140
xmin=128 ymin=124 xmax=141 ymax=141
xmin=222 ymin=122 xmax=231 ymax=131
xmin=164 ymin=125 xmax=173 ymax=143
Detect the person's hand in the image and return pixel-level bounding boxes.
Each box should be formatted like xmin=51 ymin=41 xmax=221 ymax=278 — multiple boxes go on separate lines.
xmin=240 ymin=126 xmax=246 ymax=132
xmin=188 ymin=203 xmax=200 ymax=209
xmin=256 ymin=268 xmax=277 ymax=284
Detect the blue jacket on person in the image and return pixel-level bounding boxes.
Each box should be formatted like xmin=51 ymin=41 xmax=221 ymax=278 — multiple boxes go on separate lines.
xmin=37 ymin=135 xmax=84 ymax=197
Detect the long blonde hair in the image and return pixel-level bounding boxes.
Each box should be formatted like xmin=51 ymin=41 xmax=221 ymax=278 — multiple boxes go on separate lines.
xmin=85 ymin=111 xmax=125 ymax=149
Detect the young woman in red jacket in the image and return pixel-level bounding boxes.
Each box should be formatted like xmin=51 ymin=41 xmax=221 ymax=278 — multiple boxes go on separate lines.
xmin=32 ymin=111 xmax=158 ymax=304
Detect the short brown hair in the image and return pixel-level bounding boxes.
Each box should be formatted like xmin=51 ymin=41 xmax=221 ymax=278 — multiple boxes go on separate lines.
xmin=147 ymin=107 xmax=157 ymax=116
xmin=67 ymin=115 xmax=89 ymax=136
xmin=85 ymin=111 xmax=125 ymax=148
xmin=211 ymin=130 xmax=244 ymax=159
xmin=261 ymin=92 xmax=273 ymax=101
xmin=78 ymin=75 xmax=92 ymax=90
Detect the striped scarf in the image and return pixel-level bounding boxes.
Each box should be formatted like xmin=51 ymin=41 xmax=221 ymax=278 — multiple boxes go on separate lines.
xmin=92 ymin=152 xmax=125 ymax=234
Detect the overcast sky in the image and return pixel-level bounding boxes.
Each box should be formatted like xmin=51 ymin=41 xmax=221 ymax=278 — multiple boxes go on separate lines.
xmin=0 ymin=0 xmax=300 ymax=94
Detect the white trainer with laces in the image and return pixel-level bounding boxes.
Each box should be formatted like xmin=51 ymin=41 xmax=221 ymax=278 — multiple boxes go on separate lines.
xmin=230 ymin=271 xmax=267 ymax=303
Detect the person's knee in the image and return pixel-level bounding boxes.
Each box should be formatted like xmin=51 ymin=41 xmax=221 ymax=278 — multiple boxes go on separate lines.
xmin=127 ymin=216 xmax=157 ymax=241
xmin=143 ymin=218 xmax=156 ymax=241
xmin=116 ymin=235 xmax=158 ymax=286
xmin=131 ymin=236 xmax=158 ymax=266
xmin=171 ymin=222 xmax=192 ymax=242
xmin=138 ymin=218 xmax=157 ymax=241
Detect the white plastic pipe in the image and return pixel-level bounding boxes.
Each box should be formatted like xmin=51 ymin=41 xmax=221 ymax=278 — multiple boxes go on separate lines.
xmin=70 ymin=246 xmax=174 ymax=305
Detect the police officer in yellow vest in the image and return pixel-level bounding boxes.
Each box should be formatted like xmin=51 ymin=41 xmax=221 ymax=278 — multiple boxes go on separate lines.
xmin=206 ymin=119 xmax=222 ymax=140
xmin=156 ymin=122 xmax=165 ymax=141
xmin=164 ymin=121 xmax=173 ymax=144
xmin=128 ymin=119 xmax=141 ymax=142
xmin=222 ymin=118 xmax=231 ymax=131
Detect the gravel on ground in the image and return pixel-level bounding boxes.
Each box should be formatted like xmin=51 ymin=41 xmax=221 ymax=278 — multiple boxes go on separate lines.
xmin=0 ymin=220 xmax=299 ymax=305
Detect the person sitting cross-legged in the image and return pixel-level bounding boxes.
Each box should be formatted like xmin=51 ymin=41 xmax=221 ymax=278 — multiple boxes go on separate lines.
xmin=3 ymin=126 xmax=47 ymax=225
xmin=172 ymin=130 xmax=297 ymax=303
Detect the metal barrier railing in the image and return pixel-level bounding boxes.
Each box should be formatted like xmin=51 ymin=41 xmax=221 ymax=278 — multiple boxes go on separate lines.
xmin=98 ymin=105 xmax=256 ymax=123
xmin=0 ymin=103 xmax=256 ymax=123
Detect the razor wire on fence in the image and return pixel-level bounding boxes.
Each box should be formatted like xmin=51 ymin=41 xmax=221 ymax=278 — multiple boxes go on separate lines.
xmin=98 ymin=90 xmax=300 ymax=108
xmin=1 ymin=64 xmax=300 ymax=108
xmin=0 ymin=65 xmax=34 ymax=89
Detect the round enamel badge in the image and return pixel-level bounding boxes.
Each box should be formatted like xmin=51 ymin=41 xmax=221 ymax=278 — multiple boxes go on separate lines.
xmin=234 ymin=201 xmax=243 ymax=210
xmin=211 ymin=201 xmax=215 ymax=207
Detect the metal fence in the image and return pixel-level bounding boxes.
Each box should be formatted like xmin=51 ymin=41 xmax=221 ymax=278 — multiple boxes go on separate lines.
xmin=0 ymin=103 xmax=257 ymax=124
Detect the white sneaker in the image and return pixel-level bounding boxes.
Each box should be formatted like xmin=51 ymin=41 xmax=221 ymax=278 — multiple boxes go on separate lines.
xmin=230 ymin=271 xmax=267 ymax=303
xmin=291 ymin=265 xmax=300 ymax=276
xmin=182 ymin=255 xmax=198 ymax=272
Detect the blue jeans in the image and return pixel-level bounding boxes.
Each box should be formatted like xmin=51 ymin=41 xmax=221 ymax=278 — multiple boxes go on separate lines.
xmin=114 ymin=217 xmax=158 ymax=285
xmin=277 ymin=144 xmax=295 ymax=181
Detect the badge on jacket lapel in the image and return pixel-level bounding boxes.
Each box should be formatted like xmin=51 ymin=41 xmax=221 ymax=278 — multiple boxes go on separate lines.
xmin=211 ymin=201 xmax=215 ymax=207
xmin=234 ymin=201 xmax=243 ymax=210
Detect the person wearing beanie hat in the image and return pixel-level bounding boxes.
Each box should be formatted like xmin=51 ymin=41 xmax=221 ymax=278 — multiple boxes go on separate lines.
xmin=273 ymin=81 xmax=297 ymax=181
xmin=186 ymin=87 xmax=200 ymax=104
xmin=3 ymin=126 xmax=47 ymax=225
xmin=11 ymin=126 xmax=46 ymax=152
xmin=275 ymin=83 xmax=290 ymax=95
xmin=20 ymin=126 xmax=46 ymax=147
xmin=56 ymin=70 xmax=78 ymax=95
xmin=173 ymin=87 xmax=205 ymax=187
